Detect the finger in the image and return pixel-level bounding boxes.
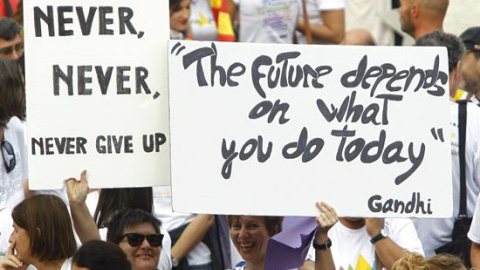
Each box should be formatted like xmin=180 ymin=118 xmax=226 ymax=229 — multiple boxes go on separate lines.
xmin=2 ymin=258 xmax=21 ymax=268
xmin=316 ymin=213 xmax=333 ymax=227
xmin=64 ymin=178 xmax=76 ymax=187
xmin=317 ymin=202 xmax=337 ymax=220
xmin=7 ymin=242 xmax=15 ymax=256
xmin=4 ymin=255 xmax=23 ymax=267
xmin=81 ymin=170 xmax=88 ymax=184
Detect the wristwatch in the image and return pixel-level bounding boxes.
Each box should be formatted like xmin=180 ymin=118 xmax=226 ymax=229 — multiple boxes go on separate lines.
xmin=313 ymin=238 xmax=332 ymax=250
xmin=370 ymin=229 xmax=388 ymax=244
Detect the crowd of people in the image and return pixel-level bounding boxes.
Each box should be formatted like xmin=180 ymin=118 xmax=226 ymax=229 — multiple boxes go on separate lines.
xmin=1 ymin=0 xmax=480 ymax=269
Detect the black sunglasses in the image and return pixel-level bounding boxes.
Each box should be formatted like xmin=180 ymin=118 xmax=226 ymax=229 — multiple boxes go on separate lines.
xmin=122 ymin=233 xmax=163 ymax=247
xmin=1 ymin=140 xmax=16 ymax=173
xmin=0 ymin=42 xmax=24 ymax=56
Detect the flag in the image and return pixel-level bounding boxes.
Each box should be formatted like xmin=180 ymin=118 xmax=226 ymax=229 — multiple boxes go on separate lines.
xmin=264 ymin=217 xmax=317 ymax=270
xmin=210 ymin=0 xmax=236 ymax=42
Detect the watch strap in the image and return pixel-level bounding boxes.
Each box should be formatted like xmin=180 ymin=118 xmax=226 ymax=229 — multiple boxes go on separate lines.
xmin=313 ymin=238 xmax=332 ymax=250
xmin=370 ymin=231 xmax=387 ymax=244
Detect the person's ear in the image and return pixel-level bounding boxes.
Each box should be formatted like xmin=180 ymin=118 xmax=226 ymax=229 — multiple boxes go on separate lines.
xmin=449 ymin=61 xmax=462 ymax=98
xmin=411 ymin=3 xmax=420 ymax=19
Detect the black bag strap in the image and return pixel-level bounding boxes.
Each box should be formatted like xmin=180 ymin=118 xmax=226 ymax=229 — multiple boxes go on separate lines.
xmin=3 ymin=0 xmax=13 ymax=17
xmin=458 ymin=100 xmax=468 ymax=218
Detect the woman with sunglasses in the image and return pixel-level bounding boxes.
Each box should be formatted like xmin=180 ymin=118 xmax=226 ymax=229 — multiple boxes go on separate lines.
xmin=0 ymin=58 xmax=27 ymax=257
xmin=0 ymin=58 xmax=26 ymax=209
xmin=106 ymin=209 xmax=164 ymax=270
xmin=65 ymin=172 xmax=172 ymax=270
xmin=0 ymin=194 xmax=76 ymax=270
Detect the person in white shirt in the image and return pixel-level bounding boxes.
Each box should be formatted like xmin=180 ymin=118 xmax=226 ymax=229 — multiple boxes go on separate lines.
xmin=413 ymin=31 xmax=480 ymax=260
xmin=301 ymin=217 xmax=424 ymax=270
xmin=296 ymin=0 xmax=345 ymax=44
xmin=227 ymin=0 xmax=300 ymax=44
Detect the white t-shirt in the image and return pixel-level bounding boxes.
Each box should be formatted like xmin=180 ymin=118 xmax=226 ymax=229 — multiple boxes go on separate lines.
xmin=22 ymin=258 xmax=71 ymax=270
xmin=414 ymin=101 xmax=480 ymax=256
xmin=0 ymin=117 xmax=28 ymax=210
xmin=153 ymin=186 xmax=211 ymax=266
xmin=469 ymin=194 xmax=480 ymax=243
xmin=235 ymin=266 xmax=295 ymax=270
xmin=190 ymin=0 xmax=218 ymax=41
xmin=60 ymin=258 xmax=72 ymax=270
xmin=296 ymin=0 xmax=345 ymax=44
xmin=307 ymin=218 xmax=424 ymax=270
xmin=345 ymin=0 xmax=393 ymax=45
xmin=0 ymin=208 xmax=13 ymax=257
xmin=233 ymin=0 xmax=300 ymax=44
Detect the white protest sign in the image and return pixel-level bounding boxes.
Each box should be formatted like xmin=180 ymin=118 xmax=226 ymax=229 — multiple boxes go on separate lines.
xmin=168 ymin=41 xmax=452 ymax=217
xmin=24 ymin=0 xmax=170 ymax=189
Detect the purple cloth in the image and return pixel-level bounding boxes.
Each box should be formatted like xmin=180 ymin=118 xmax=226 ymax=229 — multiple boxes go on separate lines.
xmin=264 ymin=217 xmax=317 ymax=270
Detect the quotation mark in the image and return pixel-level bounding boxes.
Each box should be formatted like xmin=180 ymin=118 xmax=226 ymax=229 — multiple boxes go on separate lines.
xmin=431 ymin=128 xmax=444 ymax=142
xmin=171 ymin=42 xmax=186 ymax=56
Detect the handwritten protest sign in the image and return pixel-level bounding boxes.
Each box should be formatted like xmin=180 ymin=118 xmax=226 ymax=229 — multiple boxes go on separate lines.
xmin=24 ymin=0 xmax=170 ymax=189
xmin=169 ymin=41 xmax=452 ymax=217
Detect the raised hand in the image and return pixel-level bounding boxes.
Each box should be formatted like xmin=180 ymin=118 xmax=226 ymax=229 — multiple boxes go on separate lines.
xmin=65 ymin=170 xmax=89 ymax=205
xmin=315 ymin=202 xmax=338 ymax=242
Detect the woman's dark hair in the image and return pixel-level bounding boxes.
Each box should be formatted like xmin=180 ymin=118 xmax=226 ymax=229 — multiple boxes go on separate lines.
xmin=73 ymin=240 xmax=131 ymax=270
xmin=12 ymin=195 xmax=77 ymax=262
xmin=106 ymin=209 xmax=161 ymax=245
xmin=169 ymin=0 xmax=184 ymax=14
xmin=0 ymin=58 xmax=25 ymax=128
xmin=93 ymin=187 xmax=153 ymax=228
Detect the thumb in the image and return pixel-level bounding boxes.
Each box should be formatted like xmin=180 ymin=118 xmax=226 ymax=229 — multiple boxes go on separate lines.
xmin=80 ymin=170 xmax=88 ymax=184
xmin=8 ymin=241 xmax=15 ymax=256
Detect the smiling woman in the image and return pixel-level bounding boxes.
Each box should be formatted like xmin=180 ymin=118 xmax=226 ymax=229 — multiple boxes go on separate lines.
xmin=106 ymin=209 xmax=163 ymax=270
xmin=228 ymin=202 xmax=338 ymax=270
xmin=170 ymin=0 xmax=192 ymax=39
xmin=228 ymin=216 xmax=284 ymax=269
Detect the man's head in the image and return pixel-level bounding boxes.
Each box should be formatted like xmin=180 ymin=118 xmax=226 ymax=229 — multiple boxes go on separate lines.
xmin=0 ymin=18 xmax=23 ymax=60
xmin=459 ymin=27 xmax=480 ymax=94
xmin=416 ymin=30 xmax=465 ymax=97
xmin=399 ymin=0 xmax=449 ymax=39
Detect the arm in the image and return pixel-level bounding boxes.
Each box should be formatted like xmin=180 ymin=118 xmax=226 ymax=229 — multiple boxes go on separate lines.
xmin=471 ymin=242 xmax=480 ymax=269
xmin=66 ymin=171 xmax=100 ymax=243
xmin=314 ymin=202 xmax=336 ymax=270
xmin=296 ymin=9 xmax=345 ymax=44
xmin=365 ymin=218 xmax=408 ymax=270
xmin=171 ymin=214 xmax=215 ymax=261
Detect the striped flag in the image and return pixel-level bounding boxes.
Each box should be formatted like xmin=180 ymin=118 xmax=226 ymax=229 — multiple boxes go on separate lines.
xmin=210 ymin=0 xmax=236 ymax=42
